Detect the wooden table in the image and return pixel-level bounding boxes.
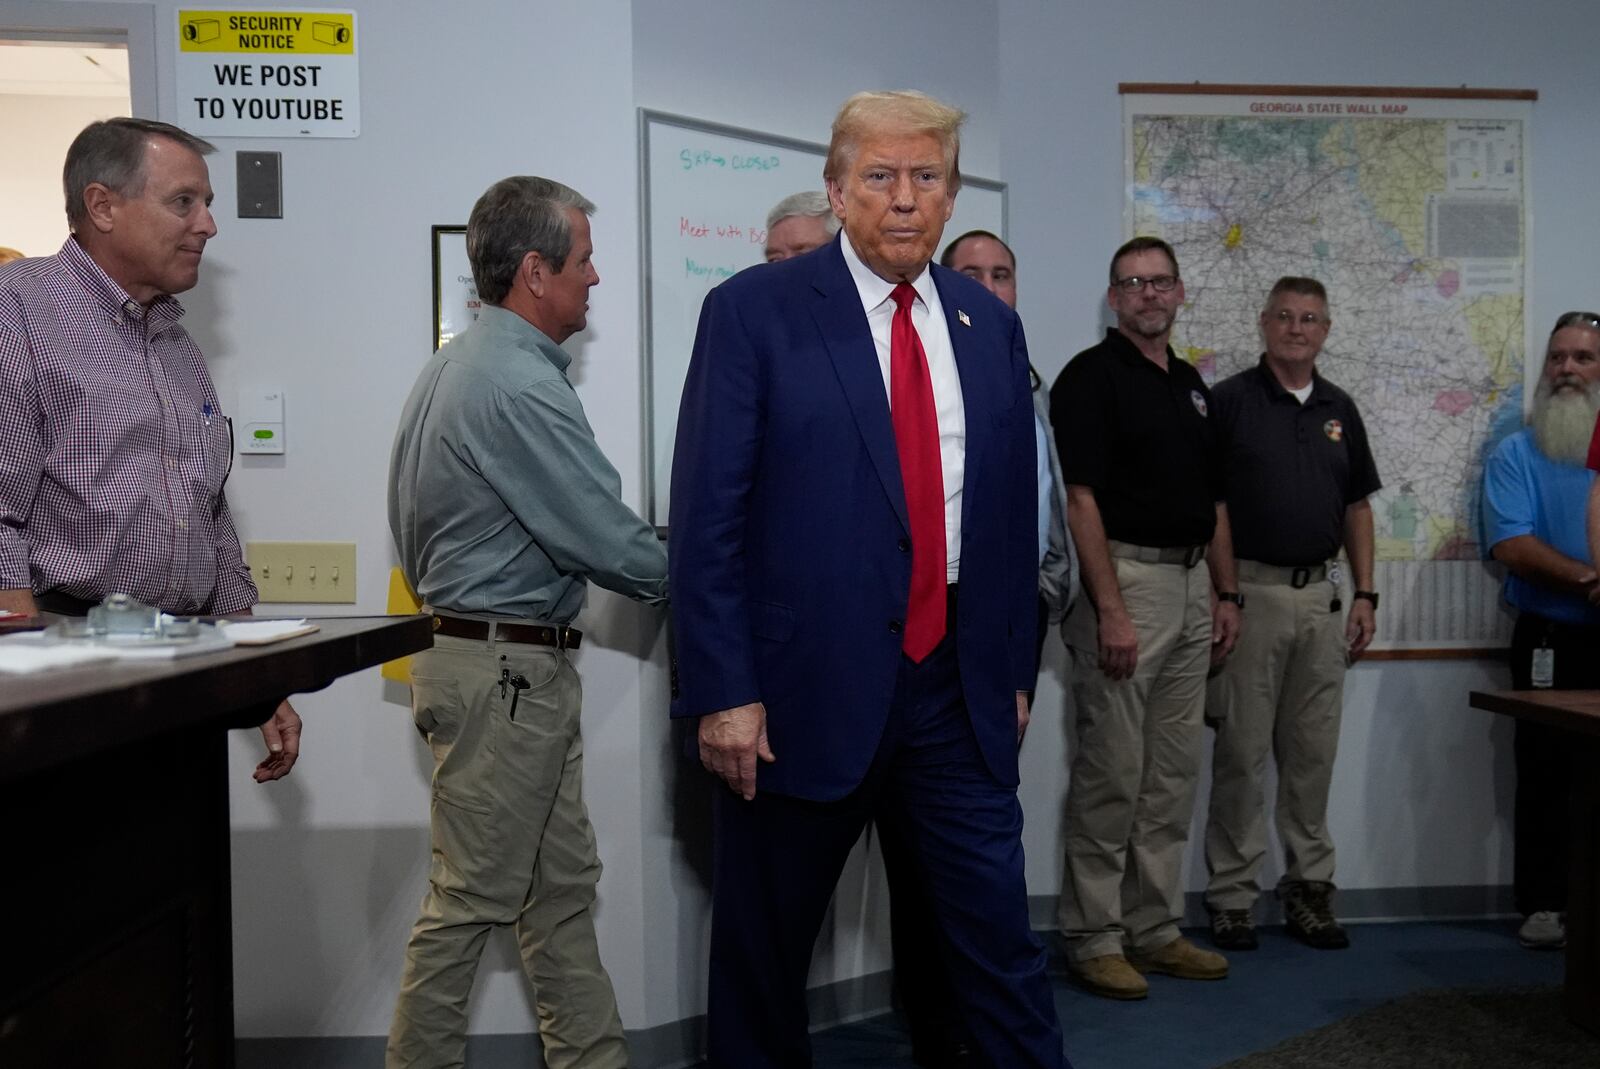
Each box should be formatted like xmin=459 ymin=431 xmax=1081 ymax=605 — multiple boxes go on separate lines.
xmin=0 ymin=615 xmax=432 ymax=1069
xmin=1470 ymin=688 xmax=1600 ymax=1036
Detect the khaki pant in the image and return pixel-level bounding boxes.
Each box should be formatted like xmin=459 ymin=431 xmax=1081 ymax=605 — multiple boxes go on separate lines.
xmin=1059 ymin=556 xmax=1212 ymax=960
xmin=1204 ymin=566 xmax=1347 ymax=911
xmin=387 ymin=634 xmax=626 ymax=1069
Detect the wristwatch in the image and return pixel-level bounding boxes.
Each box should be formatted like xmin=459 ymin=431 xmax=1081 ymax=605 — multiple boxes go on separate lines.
xmin=1353 ymin=590 xmax=1379 ymax=608
xmin=1217 ymin=591 xmax=1245 ymax=608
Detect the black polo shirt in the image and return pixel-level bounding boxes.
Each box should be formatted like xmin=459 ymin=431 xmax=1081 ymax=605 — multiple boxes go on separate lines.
xmin=1050 ymin=328 xmax=1222 ymax=547
xmin=1213 ymin=358 xmax=1382 ymax=566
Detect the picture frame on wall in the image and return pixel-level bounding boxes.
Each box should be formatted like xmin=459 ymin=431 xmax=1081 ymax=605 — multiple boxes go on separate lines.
xmin=431 ymin=225 xmax=475 ymax=351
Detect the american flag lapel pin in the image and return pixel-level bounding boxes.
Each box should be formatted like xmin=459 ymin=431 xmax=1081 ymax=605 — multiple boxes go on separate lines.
xmin=957 ymin=310 xmax=971 ymax=327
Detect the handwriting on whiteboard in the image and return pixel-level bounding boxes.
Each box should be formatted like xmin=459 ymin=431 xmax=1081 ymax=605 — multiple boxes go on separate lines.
xmin=680 ymin=148 xmax=781 ymax=172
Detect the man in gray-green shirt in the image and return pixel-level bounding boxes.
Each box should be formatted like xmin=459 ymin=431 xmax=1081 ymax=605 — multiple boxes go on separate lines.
xmin=386 ymin=176 xmax=666 ymax=1069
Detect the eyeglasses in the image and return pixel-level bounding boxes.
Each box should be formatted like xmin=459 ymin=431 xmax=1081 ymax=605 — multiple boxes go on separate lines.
xmin=1271 ymin=309 xmax=1329 ymax=328
xmin=1112 ymin=274 xmax=1179 ymax=293
xmin=1554 ymin=311 xmax=1600 ymax=331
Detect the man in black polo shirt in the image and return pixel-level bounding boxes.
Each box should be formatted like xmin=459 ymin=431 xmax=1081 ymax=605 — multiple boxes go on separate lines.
xmin=1202 ymin=276 xmax=1380 ymax=954
xmin=1050 ymin=236 xmax=1238 ymax=1000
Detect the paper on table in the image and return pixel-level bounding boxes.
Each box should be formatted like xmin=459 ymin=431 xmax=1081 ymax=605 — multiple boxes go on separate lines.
xmin=0 ymin=625 xmax=235 ymax=665
xmin=220 ymin=619 xmax=319 ymax=645
xmin=0 ymin=640 xmax=117 ymax=674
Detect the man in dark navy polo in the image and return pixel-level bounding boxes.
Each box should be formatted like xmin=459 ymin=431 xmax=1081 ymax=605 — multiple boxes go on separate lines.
xmin=1202 ymin=276 xmax=1380 ymax=953
xmin=1050 ymin=236 xmax=1237 ymax=1000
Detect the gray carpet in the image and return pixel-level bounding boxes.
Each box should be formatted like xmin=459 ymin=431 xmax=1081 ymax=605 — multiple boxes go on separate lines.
xmin=1218 ymin=986 xmax=1599 ymax=1068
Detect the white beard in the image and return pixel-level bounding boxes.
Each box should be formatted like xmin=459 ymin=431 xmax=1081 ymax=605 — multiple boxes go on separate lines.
xmin=1530 ymin=378 xmax=1600 ymax=464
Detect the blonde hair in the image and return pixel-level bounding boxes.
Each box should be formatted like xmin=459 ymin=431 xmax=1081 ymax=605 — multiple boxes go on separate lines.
xmin=824 ymin=90 xmax=964 ymax=193
xmin=0 ymin=247 xmax=23 ymax=266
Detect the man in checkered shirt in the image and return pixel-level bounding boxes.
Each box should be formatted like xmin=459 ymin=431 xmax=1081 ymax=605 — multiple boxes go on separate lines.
xmin=0 ymin=117 xmax=300 ymax=781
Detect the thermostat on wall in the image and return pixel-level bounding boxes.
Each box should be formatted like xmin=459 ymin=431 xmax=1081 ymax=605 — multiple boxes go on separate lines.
xmin=239 ymin=388 xmax=285 ymax=454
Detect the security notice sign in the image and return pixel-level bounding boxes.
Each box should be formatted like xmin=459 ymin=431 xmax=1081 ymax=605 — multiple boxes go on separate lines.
xmin=176 ymin=9 xmax=359 ymax=137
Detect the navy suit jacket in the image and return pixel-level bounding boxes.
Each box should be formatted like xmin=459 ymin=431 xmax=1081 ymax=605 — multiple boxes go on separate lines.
xmin=668 ymin=235 xmax=1039 ymax=801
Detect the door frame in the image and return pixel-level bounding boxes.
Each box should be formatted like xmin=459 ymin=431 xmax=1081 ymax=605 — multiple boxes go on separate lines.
xmin=0 ymin=1 xmax=157 ymax=117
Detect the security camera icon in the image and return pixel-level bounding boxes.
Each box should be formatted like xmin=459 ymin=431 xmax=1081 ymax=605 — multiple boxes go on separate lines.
xmin=183 ymin=18 xmax=220 ymax=44
xmin=311 ymin=21 xmax=350 ymax=45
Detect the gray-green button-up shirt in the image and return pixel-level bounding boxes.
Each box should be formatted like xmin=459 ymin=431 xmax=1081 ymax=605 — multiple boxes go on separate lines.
xmin=388 ymin=304 xmax=667 ymax=623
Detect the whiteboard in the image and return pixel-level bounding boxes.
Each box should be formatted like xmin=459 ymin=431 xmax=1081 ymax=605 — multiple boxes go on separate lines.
xmin=639 ymin=109 xmax=1007 ymax=525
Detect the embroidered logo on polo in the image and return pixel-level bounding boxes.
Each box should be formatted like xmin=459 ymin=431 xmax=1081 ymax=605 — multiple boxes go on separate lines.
xmin=1324 ymin=419 xmax=1344 ymax=442
xmin=1190 ymin=389 xmax=1207 ymax=417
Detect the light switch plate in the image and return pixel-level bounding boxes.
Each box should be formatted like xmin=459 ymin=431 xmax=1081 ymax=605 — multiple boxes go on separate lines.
xmin=237 ymin=151 xmax=282 ymax=219
xmin=246 ymin=541 xmax=356 ymax=603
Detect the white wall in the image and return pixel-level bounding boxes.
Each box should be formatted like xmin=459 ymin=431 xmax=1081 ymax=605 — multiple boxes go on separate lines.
xmin=0 ymin=93 xmax=126 ymax=256
xmin=25 ymin=0 xmax=1590 ymax=1052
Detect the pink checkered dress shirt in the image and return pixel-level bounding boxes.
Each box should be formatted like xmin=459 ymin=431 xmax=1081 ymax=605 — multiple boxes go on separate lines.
xmin=0 ymin=238 xmax=256 ymax=614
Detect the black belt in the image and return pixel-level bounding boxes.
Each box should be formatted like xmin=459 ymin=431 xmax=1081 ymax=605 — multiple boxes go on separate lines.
xmin=1236 ymin=560 xmax=1329 ymax=588
xmin=430 ymin=614 xmax=582 ymax=650
xmin=34 ymin=591 xmax=98 ymax=616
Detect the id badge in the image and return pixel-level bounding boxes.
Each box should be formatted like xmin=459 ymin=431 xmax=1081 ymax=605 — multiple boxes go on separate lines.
xmin=1531 ymin=647 xmax=1555 ymax=689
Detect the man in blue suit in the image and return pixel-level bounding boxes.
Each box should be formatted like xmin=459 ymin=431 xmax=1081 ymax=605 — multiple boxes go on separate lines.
xmin=669 ymin=91 xmax=1067 ymax=1069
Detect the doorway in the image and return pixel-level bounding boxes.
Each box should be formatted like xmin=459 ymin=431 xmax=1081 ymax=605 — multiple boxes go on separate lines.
xmin=0 ymin=1 xmax=155 ymax=258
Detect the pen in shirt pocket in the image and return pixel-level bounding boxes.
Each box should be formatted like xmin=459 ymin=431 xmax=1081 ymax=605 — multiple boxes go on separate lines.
xmin=203 ymin=401 xmax=214 ymax=427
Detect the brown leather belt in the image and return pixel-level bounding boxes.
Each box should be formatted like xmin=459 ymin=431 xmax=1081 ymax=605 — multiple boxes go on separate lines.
xmin=430 ymin=614 xmax=582 ymax=650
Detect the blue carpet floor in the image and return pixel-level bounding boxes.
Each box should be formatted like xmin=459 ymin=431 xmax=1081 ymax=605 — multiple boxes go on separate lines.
xmin=748 ymin=919 xmax=1566 ymax=1069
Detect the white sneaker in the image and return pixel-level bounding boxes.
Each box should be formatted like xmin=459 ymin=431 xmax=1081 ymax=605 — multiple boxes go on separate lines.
xmin=1518 ymin=910 xmax=1566 ymax=949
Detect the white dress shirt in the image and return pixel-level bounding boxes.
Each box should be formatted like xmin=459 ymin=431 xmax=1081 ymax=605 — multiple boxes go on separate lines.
xmin=839 ymin=232 xmax=966 ymax=580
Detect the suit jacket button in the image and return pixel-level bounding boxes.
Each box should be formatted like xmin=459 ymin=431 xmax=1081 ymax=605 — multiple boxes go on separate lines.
xmin=897 ymin=538 xmax=910 ymax=552
xmin=888 ymin=619 xmax=903 ymax=634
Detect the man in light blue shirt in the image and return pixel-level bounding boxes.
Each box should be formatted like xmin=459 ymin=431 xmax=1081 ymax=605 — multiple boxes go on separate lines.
xmin=1482 ymin=310 xmax=1600 ymax=951
xmin=941 ymin=230 xmax=1078 ymax=646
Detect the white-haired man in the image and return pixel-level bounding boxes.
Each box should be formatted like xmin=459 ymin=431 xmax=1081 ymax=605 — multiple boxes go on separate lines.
xmin=1483 ymin=310 xmax=1600 ymax=951
xmin=764 ymin=190 xmax=839 ymax=263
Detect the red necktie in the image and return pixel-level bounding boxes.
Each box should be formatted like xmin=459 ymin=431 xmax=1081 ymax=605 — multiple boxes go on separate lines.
xmin=889 ymin=282 xmax=947 ymax=662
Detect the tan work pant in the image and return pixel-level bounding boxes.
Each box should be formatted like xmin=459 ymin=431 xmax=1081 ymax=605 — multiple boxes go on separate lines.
xmin=1204 ymin=566 xmax=1347 ymax=910
xmin=1059 ymin=556 xmax=1212 ymax=960
xmin=387 ymin=634 xmax=627 ymax=1069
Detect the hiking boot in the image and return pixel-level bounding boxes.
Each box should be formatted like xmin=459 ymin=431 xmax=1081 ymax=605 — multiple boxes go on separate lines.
xmin=1209 ymin=908 xmax=1259 ymax=951
xmin=1069 ymin=953 xmax=1150 ymax=1000
xmin=1518 ymin=910 xmax=1566 ymax=950
xmin=1281 ymin=881 xmax=1350 ymax=949
xmin=1129 ymin=936 xmax=1228 ymax=980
